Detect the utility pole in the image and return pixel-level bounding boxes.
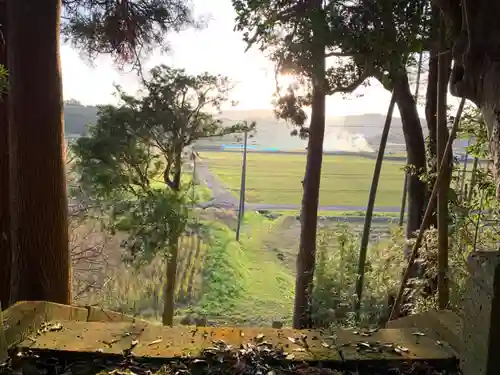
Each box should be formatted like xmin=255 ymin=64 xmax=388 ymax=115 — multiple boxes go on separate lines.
xmin=236 ymin=131 xmax=248 ymax=241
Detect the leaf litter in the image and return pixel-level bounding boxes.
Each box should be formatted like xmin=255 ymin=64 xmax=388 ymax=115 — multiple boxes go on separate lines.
xmin=0 ymin=336 xmax=461 ymax=375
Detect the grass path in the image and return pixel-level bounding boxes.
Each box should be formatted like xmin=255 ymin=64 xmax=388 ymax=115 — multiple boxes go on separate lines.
xmin=235 ymin=214 xmax=295 ymax=324
xmin=196 ymin=214 xmax=295 ymax=325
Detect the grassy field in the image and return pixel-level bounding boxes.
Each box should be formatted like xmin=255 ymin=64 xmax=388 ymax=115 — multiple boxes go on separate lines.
xmin=201 ymin=151 xmax=406 ymax=207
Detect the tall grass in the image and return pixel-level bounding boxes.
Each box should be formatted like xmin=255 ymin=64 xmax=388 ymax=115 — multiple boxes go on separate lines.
xmin=312 ymin=223 xmax=405 ymax=327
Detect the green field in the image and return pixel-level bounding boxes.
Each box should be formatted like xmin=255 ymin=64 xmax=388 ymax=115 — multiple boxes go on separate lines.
xmin=202 ymin=152 xmax=406 ymax=207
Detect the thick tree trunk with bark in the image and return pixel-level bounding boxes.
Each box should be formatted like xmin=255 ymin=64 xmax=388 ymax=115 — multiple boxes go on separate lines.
xmin=0 ymin=0 xmax=9 ymax=310
xmin=435 ymin=0 xmax=500 ymax=198
xmin=293 ymin=0 xmax=326 ymax=329
xmin=7 ymin=0 xmax=70 ymax=304
xmin=392 ymin=72 xmax=427 ymax=249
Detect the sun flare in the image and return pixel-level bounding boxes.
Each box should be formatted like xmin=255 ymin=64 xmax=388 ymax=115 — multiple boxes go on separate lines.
xmin=275 ymin=73 xmax=299 ymax=92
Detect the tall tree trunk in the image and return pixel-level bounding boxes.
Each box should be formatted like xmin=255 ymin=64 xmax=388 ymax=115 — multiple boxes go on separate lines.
xmin=437 ymin=15 xmax=450 ymax=309
xmin=435 ymin=0 xmax=500 ymax=199
xmin=293 ymin=0 xmax=326 ymax=329
xmin=0 ymin=0 xmax=9 ymax=310
xmin=162 ymin=240 xmax=179 ymax=325
xmin=7 ymin=0 xmax=70 ymax=304
xmin=425 ymin=35 xmax=438 ymax=229
xmin=425 ymin=6 xmax=450 ymax=229
xmin=392 ymin=72 xmax=427 ymax=252
xmin=162 ymin=149 xmax=182 ymax=325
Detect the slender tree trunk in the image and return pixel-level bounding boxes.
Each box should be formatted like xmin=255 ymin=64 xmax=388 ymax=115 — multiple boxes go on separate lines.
xmin=437 ymin=15 xmax=450 ymax=309
xmin=7 ymin=0 xmax=70 ymax=304
xmin=162 ymin=149 xmax=182 ymax=325
xmin=162 ymin=240 xmax=179 ymax=325
xmin=0 ymin=0 xmax=9 ymax=310
xmin=425 ymin=6 xmax=444 ymax=229
xmin=354 ymin=93 xmax=396 ymax=319
xmin=425 ymin=40 xmax=438 ymax=203
xmin=392 ymin=72 xmax=427 ymax=253
xmin=293 ymin=0 xmax=326 ymax=329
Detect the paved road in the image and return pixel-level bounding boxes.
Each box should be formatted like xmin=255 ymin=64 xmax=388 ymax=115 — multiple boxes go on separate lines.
xmin=195 ymin=158 xmax=402 ymax=213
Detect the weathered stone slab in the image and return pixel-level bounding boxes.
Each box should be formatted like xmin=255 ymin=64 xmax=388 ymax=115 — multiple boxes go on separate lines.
xmin=461 ymin=251 xmax=500 ymax=375
xmin=334 ymin=328 xmax=455 ymax=365
xmin=1 ymin=301 xmax=88 ymax=361
xmin=19 ymin=322 xmax=343 ymax=362
xmin=86 ymin=306 xmax=142 ymax=323
xmin=20 ymin=321 xmax=149 ymax=355
xmin=2 ymin=301 xmax=88 ymax=345
xmin=387 ymin=310 xmax=462 ymax=355
xmin=135 ymin=326 xmax=341 ymax=361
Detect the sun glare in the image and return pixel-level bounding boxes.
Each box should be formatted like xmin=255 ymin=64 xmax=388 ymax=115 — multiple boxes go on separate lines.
xmin=275 ymin=73 xmax=298 ymax=92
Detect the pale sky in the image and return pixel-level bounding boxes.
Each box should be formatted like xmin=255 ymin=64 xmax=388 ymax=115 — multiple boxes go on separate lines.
xmin=60 ymin=0 xmax=461 ymax=118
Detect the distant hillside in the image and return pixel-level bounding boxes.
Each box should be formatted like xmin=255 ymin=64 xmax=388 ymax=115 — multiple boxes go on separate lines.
xmin=63 ymin=105 xmax=469 ymax=154
xmin=64 ymin=100 xmax=98 ymax=136
xmin=196 ymin=110 xmax=425 ymax=153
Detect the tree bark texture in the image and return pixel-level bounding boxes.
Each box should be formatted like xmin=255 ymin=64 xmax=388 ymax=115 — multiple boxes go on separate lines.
xmin=162 ymin=149 xmax=182 ymax=325
xmin=434 ymin=0 xmax=500 ymax=199
xmin=425 ymin=6 xmax=452 ymax=230
xmin=7 ymin=0 xmax=70 ymax=304
xmin=425 ymin=22 xmax=439 ymax=229
xmin=162 ymin=241 xmax=178 ymax=326
xmin=392 ymin=72 xmax=427 ymax=250
xmin=0 ymin=0 xmax=9 ymax=310
xmin=293 ymin=0 xmax=326 ymax=329
xmin=437 ymin=16 xmax=450 ymax=309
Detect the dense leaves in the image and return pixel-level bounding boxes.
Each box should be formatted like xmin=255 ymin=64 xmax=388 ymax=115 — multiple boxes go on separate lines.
xmin=115 ymin=65 xmax=255 ymax=188
xmin=62 ymin=0 xmax=197 ymax=66
xmin=71 ymin=65 xmax=254 ymax=262
xmin=71 ymin=104 xmax=187 ymax=264
xmin=233 ymin=0 xmax=431 ymax=135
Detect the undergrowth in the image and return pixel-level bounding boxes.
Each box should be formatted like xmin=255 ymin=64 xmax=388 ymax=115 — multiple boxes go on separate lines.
xmin=195 ymin=222 xmax=246 ymax=317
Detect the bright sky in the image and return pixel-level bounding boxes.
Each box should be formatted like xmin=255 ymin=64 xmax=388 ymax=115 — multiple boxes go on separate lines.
xmin=60 ymin=0 xmax=461 ymax=118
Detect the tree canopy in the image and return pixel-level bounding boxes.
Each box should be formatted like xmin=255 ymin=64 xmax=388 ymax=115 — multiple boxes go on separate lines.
xmin=62 ymin=0 xmax=198 ymax=67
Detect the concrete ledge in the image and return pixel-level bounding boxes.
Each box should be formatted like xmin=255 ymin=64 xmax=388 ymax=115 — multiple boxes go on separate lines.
xmin=18 ymin=321 xmax=455 ymax=365
xmin=1 ymin=301 xmax=88 ymax=361
xmin=387 ymin=310 xmax=463 ymax=355
xmin=85 ymin=306 xmax=142 ymax=323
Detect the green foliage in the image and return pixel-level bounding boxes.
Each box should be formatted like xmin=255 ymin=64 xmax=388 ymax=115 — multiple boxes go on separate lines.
xmin=458 ymin=105 xmax=489 ymax=158
xmin=195 ymin=223 xmax=246 ymax=316
xmin=0 ymin=64 xmax=8 ymax=97
xmin=72 ymin=104 xmax=161 ymax=199
xmin=71 ymin=101 xmax=188 ymax=264
xmin=112 ymin=190 xmax=188 ymax=264
xmin=62 ymin=0 xmax=197 ymax=66
xmin=313 ymin=224 xmax=405 ymax=327
xmin=232 ymin=0 xmax=431 ymax=135
xmin=124 ymin=65 xmax=255 ymax=145
xmin=113 ymin=65 xmax=255 ymax=189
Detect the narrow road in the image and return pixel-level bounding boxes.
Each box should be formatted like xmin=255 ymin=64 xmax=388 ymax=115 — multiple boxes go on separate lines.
xmin=195 ymin=158 xmax=402 ymax=213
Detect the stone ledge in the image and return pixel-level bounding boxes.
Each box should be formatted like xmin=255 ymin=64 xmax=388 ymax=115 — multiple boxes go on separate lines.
xmin=1 ymin=301 xmax=88 ymax=361
xmin=18 ymin=320 xmax=455 ymax=365
xmin=387 ymin=310 xmax=462 ymax=355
